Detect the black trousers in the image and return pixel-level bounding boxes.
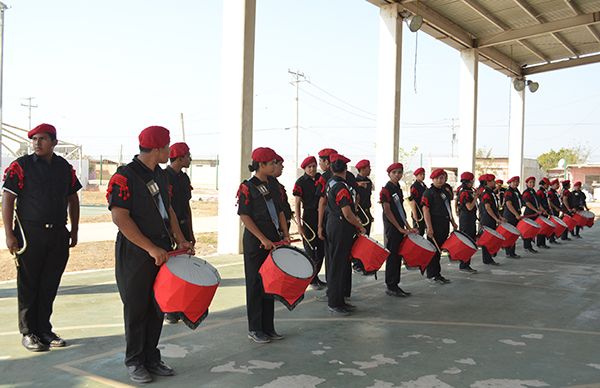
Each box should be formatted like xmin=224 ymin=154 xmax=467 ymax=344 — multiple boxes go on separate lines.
xmin=426 ymin=219 xmax=450 ymax=279
xmin=384 ymin=226 xmax=404 ymax=290
xmin=573 ymin=225 xmax=582 ymax=236
xmin=302 ymin=210 xmax=325 ymax=284
xmin=503 ymin=215 xmax=518 ymax=256
xmin=458 ymin=214 xmax=476 ymax=269
xmin=242 ymin=231 xmax=275 ymax=333
xmin=413 ymin=210 xmax=426 ymax=236
xmin=536 ymin=234 xmax=548 ymax=247
xmin=523 ymin=238 xmax=534 ymax=249
xmin=326 ymin=216 xmax=354 ymax=308
xmin=16 ymin=224 xmax=70 ymax=336
xmin=480 ymin=220 xmax=497 ymax=264
xmin=116 ymin=233 xmax=170 ymax=367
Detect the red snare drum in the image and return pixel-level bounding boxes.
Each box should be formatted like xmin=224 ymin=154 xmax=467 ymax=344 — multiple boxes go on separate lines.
xmin=351 ymin=235 xmax=390 ymax=273
xmin=259 ymin=245 xmax=314 ymax=310
xmin=580 ymin=210 xmax=595 ymax=228
xmin=572 ymin=212 xmax=588 ymax=227
xmin=536 ymin=216 xmax=556 ymax=237
xmin=476 ymin=226 xmax=506 ymax=255
xmin=496 ymin=223 xmax=521 ymax=248
xmin=550 ymin=215 xmax=567 ymax=237
xmin=517 ymin=218 xmax=541 ymax=239
xmin=154 ymin=254 xmax=220 ymax=330
xmin=441 ymin=231 xmax=477 ymax=263
xmin=398 ymin=233 xmax=436 ymax=274
xmin=562 ymin=214 xmax=578 ymax=232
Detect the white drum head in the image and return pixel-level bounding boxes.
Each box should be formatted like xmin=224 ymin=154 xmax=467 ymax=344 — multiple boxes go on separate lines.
xmin=523 ymin=218 xmax=540 ymax=228
xmin=408 ymin=233 xmax=436 ymax=253
xmin=167 ymin=255 xmax=221 ymax=286
xmin=482 ymin=226 xmax=505 ymax=240
xmin=580 ymin=211 xmax=595 ymax=219
xmin=551 ymin=216 xmax=567 ymax=227
xmin=538 ymin=216 xmax=555 ymax=227
xmin=454 ymin=231 xmax=476 ymax=249
xmin=500 ymin=223 xmax=520 ymax=236
xmin=272 ymin=247 xmax=314 ymax=279
xmin=365 ymin=235 xmax=386 ymax=249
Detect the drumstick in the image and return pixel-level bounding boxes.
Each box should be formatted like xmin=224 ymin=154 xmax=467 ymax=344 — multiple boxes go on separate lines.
xmin=168 ymin=248 xmax=192 ymax=257
xmin=429 ymin=235 xmax=442 ymax=254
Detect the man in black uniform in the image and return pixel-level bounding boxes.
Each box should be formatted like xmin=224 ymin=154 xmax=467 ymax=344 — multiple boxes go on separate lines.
xmin=422 ymin=168 xmax=456 ymax=284
xmin=503 ymin=176 xmax=522 ymax=258
xmin=535 ymin=178 xmax=551 ymax=249
xmin=522 ymin=176 xmax=542 ymax=253
xmin=571 ymin=181 xmax=587 ymax=238
xmin=379 ymin=162 xmax=415 ymax=296
xmin=409 ymin=167 xmax=427 ymax=236
xmin=478 ymin=174 xmax=503 ymax=266
xmin=107 ymin=126 xmax=193 ymax=383
xmin=561 ymin=180 xmax=574 ymax=241
xmin=495 ymin=179 xmax=506 ymax=214
xmin=354 ymin=159 xmax=374 ymax=235
xmin=271 ymin=153 xmax=293 ymax=229
xmin=547 ymin=179 xmax=562 ymax=245
xmin=164 ymin=142 xmax=195 ymax=325
xmin=456 ymin=171 xmax=478 ymax=273
xmin=2 ymin=123 xmax=81 ymax=352
xmin=293 ymin=156 xmax=327 ymax=289
xmin=324 ymin=153 xmax=365 ymax=315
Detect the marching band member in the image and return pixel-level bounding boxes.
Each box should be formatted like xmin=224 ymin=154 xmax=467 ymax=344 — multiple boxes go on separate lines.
xmin=379 ymin=162 xmax=416 ymax=297
xmin=522 ymin=176 xmax=542 ymax=253
xmin=535 ymin=178 xmax=551 ymax=249
xmin=495 ymin=179 xmax=506 ymax=214
xmin=571 ymin=181 xmax=587 ymax=238
xmin=456 ymin=171 xmax=478 ymax=273
xmin=237 ymin=147 xmax=290 ymax=344
xmin=503 ymin=176 xmax=522 ymax=258
xmin=547 ymin=179 xmax=562 ymax=245
xmin=409 ymin=167 xmax=427 ymax=236
xmin=422 ymin=168 xmax=456 ymax=284
xmin=293 ymin=156 xmax=327 ymax=290
xmin=560 ymin=180 xmax=574 ymax=241
xmin=354 ymin=160 xmax=374 ymax=235
xmin=270 ymin=153 xmax=292 ymax=229
xmin=478 ymin=174 xmax=503 ymax=266
xmin=324 ymin=153 xmax=365 ymax=315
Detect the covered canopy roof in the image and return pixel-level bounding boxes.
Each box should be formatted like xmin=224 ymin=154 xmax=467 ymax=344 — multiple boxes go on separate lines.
xmin=367 ymin=0 xmax=600 ymax=77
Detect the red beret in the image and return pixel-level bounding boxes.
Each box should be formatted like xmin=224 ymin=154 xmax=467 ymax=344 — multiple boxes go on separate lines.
xmin=550 ymin=179 xmax=559 ymax=185
xmin=574 ymin=181 xmax=582 ymax=187
xmin=507 ymin=176 xmax=520 ymax=183
xmin=386 ymin=162 xmax=404 ymax=173
xmin=478 ymin=174 xmax=489 ymax=182
xmin=430 ymin=168 xmax=447 ymax=179
xmin=300 ymin=156 xmax=317 ymax=169
xmin=460 ymin=171 xmax=474 ymax=181
xmin=274 ymin=153 xmax=284 ymax=162
xmin=139 ymin=126 xmax=170 ymax=149
xmin=251 ymin=147 xmax=278 ymax=163
xmin=355 ymin=159 xmax=370 ymax=170
xmin=414 ymin=167 xmax=425 ymax=176
xmin=540 ymin=177 xmax=550 ymax=185
xmin=488 ymin=174 xmax=496 ymax=181
xmin=330 ymin=153 xmax=350 ymax=164
xmin=562 ymin=180 xmax=571 ymax=185
xmin=169 ymin=142 xmax=190 ymax=158
xmin=525 ymin=176 xmax=536 ymax=183
xmin=318 ymin=148 xmax=338 ymax=158
xmin=495 ymin=179 xmax=504 ymax=184
xmin=28 ymin=123 xmax=57 ymax=139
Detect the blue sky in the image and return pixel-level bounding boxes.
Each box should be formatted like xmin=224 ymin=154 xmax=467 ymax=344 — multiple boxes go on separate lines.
xmin=3 ymin=0 xmax=599 ymax=164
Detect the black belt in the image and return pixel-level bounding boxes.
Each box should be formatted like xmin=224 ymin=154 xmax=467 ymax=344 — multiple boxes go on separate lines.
xmin=20 ymin=221 xmax=63 ymax=229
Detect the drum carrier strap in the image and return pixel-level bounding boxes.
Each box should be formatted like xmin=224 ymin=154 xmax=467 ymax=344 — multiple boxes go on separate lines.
xmin=391 ymin=193 xmax=408 ymax=227
xmin=246 ymin=179 xmax=281 ymax=233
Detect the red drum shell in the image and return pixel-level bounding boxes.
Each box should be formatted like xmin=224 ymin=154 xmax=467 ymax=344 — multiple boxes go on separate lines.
xmin=562 ymin=214 xmax=578 ymax=232
xmin=259 ymin=246 xmax=314 ymax=311
xmin=517 ymin=218 xmax=541 ymax=239
xmin=581 ymin=211 xmax=595 ymax=228
xmin=154 ymin=255 xmax=220 ymax=329
xmin=496 ymin=223 xmax=521 ymax=248
xmin=476 ymin=226 xmax=506 ymax=255
xmin=398 ymin=233 xmax=436 ymax=274
xmin=549 ymin=216 xmax=567 ymax=237
xmin=572 ymin=212 xmax=588 ymax=227
xmin=536 ymin=216 xmax=556 ymax=237
xmin=441 ymin=231 xmax=477 ymax=263
xmin=351 ymin=235 xmax=390 ymax=272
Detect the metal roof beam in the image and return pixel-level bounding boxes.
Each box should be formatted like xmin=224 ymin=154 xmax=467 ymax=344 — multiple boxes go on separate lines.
xmin=562 ymin=0 xmax=600 ymax=43
xmin=478 ymin=11 xmax=600 ymax=48
xmin=522 ymin=53 xmax=600 ymax=75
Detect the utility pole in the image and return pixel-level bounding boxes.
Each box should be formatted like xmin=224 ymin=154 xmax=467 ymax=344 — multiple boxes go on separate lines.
xmin=21 ymin=97 xmax=38 ymax=130
xmin=180 ymin=112 xmax=186 ymax=142
xmin=450 ymin=118 xmax=457 ymax=157
xmin=288 ymin=69 xmax=306 ymax=178
xmin=0 ymin=2 xmax=7 ymax=166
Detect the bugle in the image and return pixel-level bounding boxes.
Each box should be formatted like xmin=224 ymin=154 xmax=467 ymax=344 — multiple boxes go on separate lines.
xmin=357 ymin=204 xmax=371 ymax=227
xmin=12 ymin=213 xmax=27 ymax=269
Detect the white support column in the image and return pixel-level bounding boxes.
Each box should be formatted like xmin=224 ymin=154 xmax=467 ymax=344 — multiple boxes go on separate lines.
xmin=508 ymin=80 xmax=526 ymax=185
xmin=458 ymin=49 xmax=479 ymax=174
xmin=375 ymin=3 xmax=402 ymax=234
xmin=217 ymin=0 xmax=256 ymax=254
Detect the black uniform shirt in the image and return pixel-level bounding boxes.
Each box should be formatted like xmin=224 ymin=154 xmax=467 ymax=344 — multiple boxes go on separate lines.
xmin=268 ymin=176 xmax=292 ymax=221
xmin=237 ymin=176 xmax=282 ymax=240
xmin=536 ymin=187 xmax=549 ymax=211
xmin=293 ymin=173 xmax=326 ymax=210
xmin=503 ymin=187 xmax=522 ymax=218
xmin=326 ymin=175 xmax=354 ymax=219
xmin=409 ymin=180 xmax=427 ymax=207
xmin=572 ymin=189 xmax=586 ymax=210
xmin=522 ymin=187 xmax=539 ymax=216
xmin=355 ymin=174 xmax=373 ymax=209
xmin=561 ymin=189 xmax=573 ymax=212
xmin=107 ymin=157 xmax=172 ymax=241
xmin=166 ymin=166 xmax=192 ymax=224
xmin=421 ymin=185 xmax=450 ymax=221
xmin=547 ymin=188 xmax=561 ymax=209
xmin=3 ymin=153 xmax=82 ymax=225
xmin=380 ymin=181 xmax=406 ymax=228
xmin=321 ymin=169 xmax=333 ymax=187
xmin=478 ymin=186 xmax=499 ymax=224
xmin=457 ymin=186 xmax=476 ymax=216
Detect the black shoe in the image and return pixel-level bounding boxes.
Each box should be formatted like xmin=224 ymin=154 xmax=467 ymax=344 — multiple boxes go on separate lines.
xmin=398 ymin=287 xmax=412 ymax=296
xmin=127 ymin=365 xmax=153 ymax=383
xmin=146 ymin=360 xmax=175 ymax=376
xmin=39 ymin=332 xmax=66 ymax=348
xmin=438 ymin=276 xmax=451 ymax=283
xmin=385 ymin=288 xmax=408 ymax=297
xmin=484 ymin=260 xmax=500 ymax=266
xmin=460 ymin=266 xmax=478 ymax=273
xmin=21 ymin=334 xmax=49 ymax=352
xmin=343 ymin=302 xmax=357 ymax=311
xmin=165 ymin=313 xmax=180 ymax=324
xmin=264 ymin=330 xmax=284 ymax=340
xmin=549 ymin=240 xmax=561 ymax=245
xmin=526 ymin=248 xmax=538 ymax=254
xmin=575 ymin=235 xmax=582 ymax=239
xmin=538 ymin=245 xmax=551 ymax=249
xmin=562 ymin=237 xmax=572 ymax=241
xmin=310 ymin=282 xmax=326 ymax=291
xmin=328 ymin=306 xmax=351 ymax=316
xmin=509 ymin=254 xmax=521 ymax=259
xmin=248 ymin=331 xmax=271 ymax=343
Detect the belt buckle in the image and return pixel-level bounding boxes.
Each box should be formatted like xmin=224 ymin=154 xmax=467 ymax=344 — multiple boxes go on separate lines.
xmin=44 ymin=223 xmax=54 ymax=229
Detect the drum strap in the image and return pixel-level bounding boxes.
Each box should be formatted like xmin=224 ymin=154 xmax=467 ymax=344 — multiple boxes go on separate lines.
xmin=248 ymin=180 xmax=280 ymax=232
xmin=440 ymin=192 xmax=454 ymax=221
xmin=327 ymin=179 xmax=356 ymax=209
xmin=391 ymin=193 xmax=408 ymax=227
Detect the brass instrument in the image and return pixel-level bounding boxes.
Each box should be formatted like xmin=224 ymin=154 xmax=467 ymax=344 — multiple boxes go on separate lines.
xmin=357 ymin=204 xmax=371 ymax=227
xmin=291 ymin=217 xmax=316 ymax=251
xmin=412 ymin=199 xmax=424 ymax=223
xmin=12 ymin=212 xmax=27 ymax=269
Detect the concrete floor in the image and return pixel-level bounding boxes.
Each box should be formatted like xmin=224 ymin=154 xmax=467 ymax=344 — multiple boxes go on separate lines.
xmin=1 ymin=227 xmax=600 ymax=388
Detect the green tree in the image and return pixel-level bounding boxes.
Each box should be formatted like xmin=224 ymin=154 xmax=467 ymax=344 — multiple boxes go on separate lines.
xmin=537 ymin=146 xmax=590 ymax=172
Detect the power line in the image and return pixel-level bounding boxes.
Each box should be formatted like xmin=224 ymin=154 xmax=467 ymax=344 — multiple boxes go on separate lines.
xmin=299 ymin=86 xmax=376 ymax=122
xmin=304 ymin=80 xmax=376 ymax=117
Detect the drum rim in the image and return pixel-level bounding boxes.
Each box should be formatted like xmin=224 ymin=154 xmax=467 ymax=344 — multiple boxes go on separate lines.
xmin=362 ymin=234 xmax=387 ymax=249
xmin=407 ymin=233 xmax=436 ymax=252
xmin=452 ymin=230 xmax=477 ymax=248
xmin=579 ymin=210 xmax=594 ymax=218
xmin=481 ymin=225 xmax=505 ymax=239
xmin=550 ymin=216 xmax=568 ymax=227
xmin=271 ymin=245 xmax=315 ymax=280
xmin=499 ymin=222 xmax=520 ymax=235
xmin=166 ymin=255 xmax=221 ymax=284
xmin=522 ymin=218 xmax=541 ymax=227
xmin=537 ymin=216 xmax=555 ymax=227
